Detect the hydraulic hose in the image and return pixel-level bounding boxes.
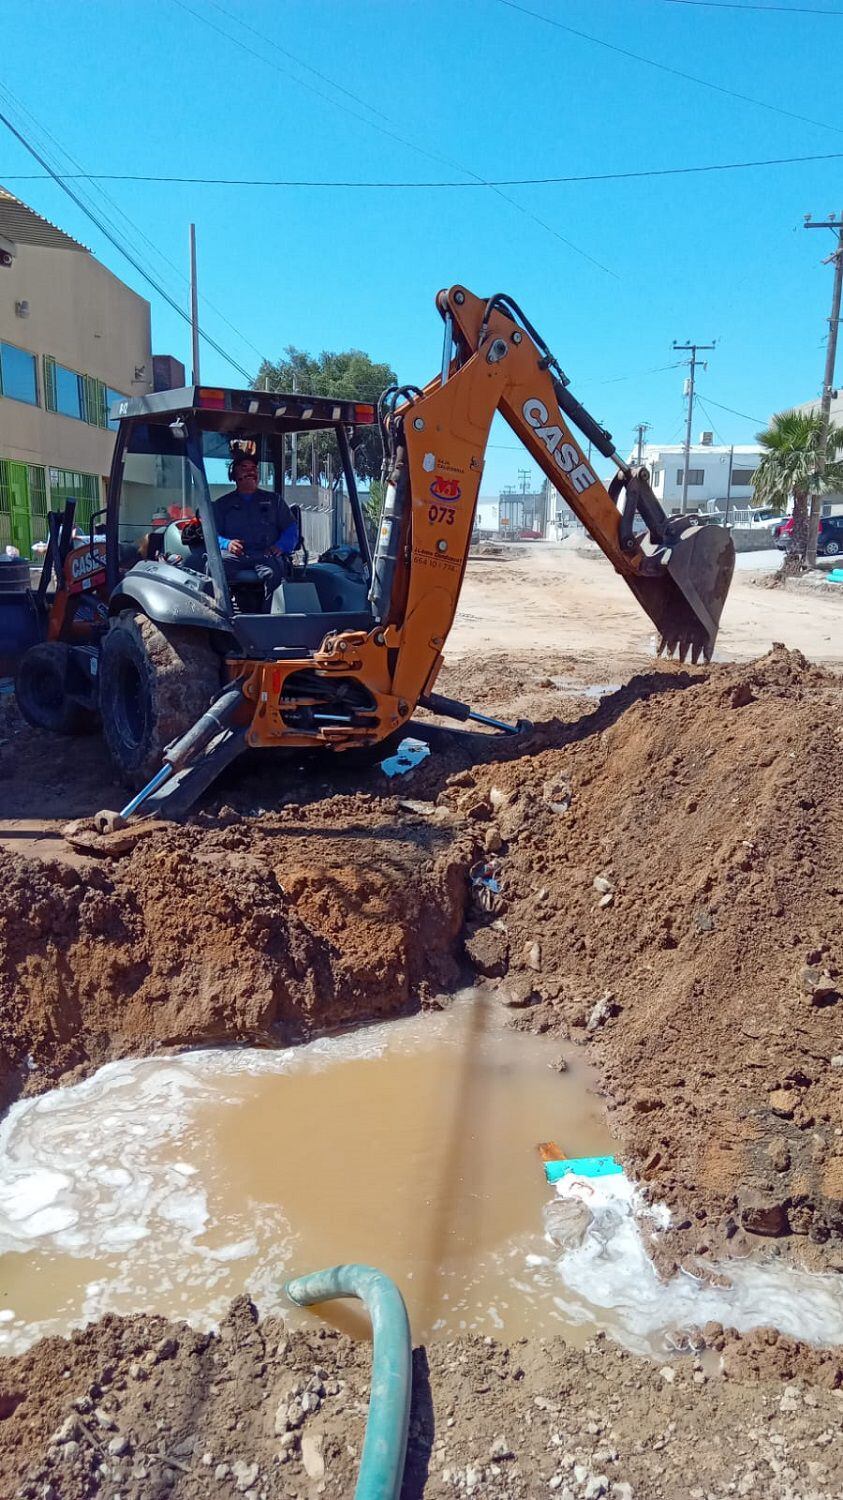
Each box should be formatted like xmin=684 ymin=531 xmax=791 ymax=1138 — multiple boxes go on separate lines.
xmin=284 ymin=1263 xmax=412 ymax=1500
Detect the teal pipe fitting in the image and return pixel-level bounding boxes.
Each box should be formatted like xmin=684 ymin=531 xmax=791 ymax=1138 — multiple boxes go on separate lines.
xmin=284 ymin=1263 xmax=412 ymax=1500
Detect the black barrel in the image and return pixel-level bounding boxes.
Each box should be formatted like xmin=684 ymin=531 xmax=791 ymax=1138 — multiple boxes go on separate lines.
xmin=0 ymin=558 xmax=42 ymax=676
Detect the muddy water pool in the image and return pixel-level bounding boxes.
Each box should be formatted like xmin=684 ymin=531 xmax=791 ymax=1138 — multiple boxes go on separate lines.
xmin=3 ymin=996 xmax=843 ymax=1360
xmin=0 ymin=998 xmax=612 ymax=1352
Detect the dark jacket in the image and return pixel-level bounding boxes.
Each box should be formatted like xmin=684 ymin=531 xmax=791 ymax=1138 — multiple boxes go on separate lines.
xmin=213 ymin=488 xmax=298 ymax=554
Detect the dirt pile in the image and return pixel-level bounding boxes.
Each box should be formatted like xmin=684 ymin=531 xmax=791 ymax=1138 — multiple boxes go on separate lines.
xmin=0 ymin=801 xmax=470 ymax=1111
xmin=452 ymin=646 xmax=843 ymax=1268
xmin=4 ymin=1298 xmax=843 ymax=1500
xmin=2 ymin=646 xmax=841 ymax=1262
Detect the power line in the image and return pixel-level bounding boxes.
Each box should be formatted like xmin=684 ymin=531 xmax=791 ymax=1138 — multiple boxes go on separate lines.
xmin=0 ymin=104 xmax=255 ymax=382
xmin=694 ymin=397 xmax=727 ymax=445
xmin=498 ymin=0 xmax=843 ymax=136
xmin=593 ymin=360 xmax=684 ymax=386
xmin=665 ymin=0 xmax=843 ymax=12
xmin=0 ymin=83 xmax=269 ymax=369
xmin=204 ymin=0 xmax=395 ymax=123
xmin=4 ymin=148 xmax=843 ymax=189
xmin=697 ymin=393 xmax=766 ymax=422
xmin=170 ymin=0 xmax=617 ymax=277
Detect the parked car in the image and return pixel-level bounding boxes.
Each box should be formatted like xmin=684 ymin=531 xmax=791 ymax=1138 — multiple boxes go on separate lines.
xmin=774 ymin=515 xmax=843 ymax=554
xmin=748 ymin=508 xmax=781 ymax=527
xmin=818 ymin=515 xmax=843 ymax=556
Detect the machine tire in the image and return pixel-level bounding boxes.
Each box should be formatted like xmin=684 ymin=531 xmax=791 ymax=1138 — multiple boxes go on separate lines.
xmin=99 ymin=610 xmax=222 ymax=787
xmin=15 ymin=642 xmax=92 ymax=735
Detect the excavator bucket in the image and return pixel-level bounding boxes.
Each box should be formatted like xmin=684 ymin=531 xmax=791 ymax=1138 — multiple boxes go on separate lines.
xmin=631 ymin=521 xmax=735 ymax=663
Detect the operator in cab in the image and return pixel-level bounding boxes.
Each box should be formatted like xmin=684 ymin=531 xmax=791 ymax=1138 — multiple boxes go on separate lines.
xmin=213 ymin=453 xmax=298 ymax=602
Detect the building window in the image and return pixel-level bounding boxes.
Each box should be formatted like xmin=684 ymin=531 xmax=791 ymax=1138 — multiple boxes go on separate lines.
xmin=731 ymin=469 xmax=756 ymax=486
xmin=28 ymin=465 xmax=49 ymax=546
xmin=0 ymin=341 xmax=39 ymax=405
xmin=650 ymin=467 xmax=662 ymax=489
xmin=676 ymin=468 xmax=704 ymax=486
xmin=47 ymin=467 xmax=102 ymax=532
xmin=42 ymin=356 xmax=108 ymax=427
xmin=106 ymin=388 xmax=128 ymax=432
xmin=57 ymin=364 xmax=84 ymax=420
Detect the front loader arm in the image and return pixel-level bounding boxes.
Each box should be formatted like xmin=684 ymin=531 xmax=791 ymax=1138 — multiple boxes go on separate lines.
xmin=379 ymin=287 xmax=734 ymax=715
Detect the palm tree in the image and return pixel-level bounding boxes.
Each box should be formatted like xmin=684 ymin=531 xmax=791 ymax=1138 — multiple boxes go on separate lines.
xmin=753 ymin=410 xmax=843 ymax=574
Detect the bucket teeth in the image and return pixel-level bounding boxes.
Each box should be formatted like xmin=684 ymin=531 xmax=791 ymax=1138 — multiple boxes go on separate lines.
xmin=656 ymin=634 xmax=708 ymax=663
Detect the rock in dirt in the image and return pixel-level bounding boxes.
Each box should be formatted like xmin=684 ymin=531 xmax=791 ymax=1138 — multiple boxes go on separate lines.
xmin=464 ymin=925 xmax=509 ymax=977
xmin=499 ymin=974 xmax=537 ymax=1008
xmin=740 ymin=1196 xmax=790 ymax=1237
xmin=301 ymin=1433 xmax=325 ymax=1480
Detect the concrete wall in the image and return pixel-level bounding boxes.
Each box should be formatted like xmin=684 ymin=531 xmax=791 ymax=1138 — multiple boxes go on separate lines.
xmin=730 ymin=526 xmax=778 ymax=552
xmin=0 ymin=241 xmax=152 ymax=482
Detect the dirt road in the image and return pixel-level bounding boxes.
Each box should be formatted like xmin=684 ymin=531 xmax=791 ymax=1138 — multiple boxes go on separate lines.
xmin=450 ymin=544 xmax=843 ymax=665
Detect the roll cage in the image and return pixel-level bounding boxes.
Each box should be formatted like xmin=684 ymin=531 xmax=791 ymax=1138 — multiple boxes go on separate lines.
xmin=103 ymin=385 xmax=375 ymax=615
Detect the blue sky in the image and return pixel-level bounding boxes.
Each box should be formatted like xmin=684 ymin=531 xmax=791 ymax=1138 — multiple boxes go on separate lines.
xmin=1 ymin=0 xmax=841 ymax=492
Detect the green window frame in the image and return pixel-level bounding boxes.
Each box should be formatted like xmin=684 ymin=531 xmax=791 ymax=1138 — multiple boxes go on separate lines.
xmin=42 ymin=356 xmax=108 ymax=428
xmin=47 ymin=467 xmax=102 ymax=532
xmin=28 ymin=465 xmax=49 ymax=546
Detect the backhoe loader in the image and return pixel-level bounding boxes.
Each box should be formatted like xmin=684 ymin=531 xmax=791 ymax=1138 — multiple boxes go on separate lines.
xmin=12 ymin=284 xmax=735 ymax=828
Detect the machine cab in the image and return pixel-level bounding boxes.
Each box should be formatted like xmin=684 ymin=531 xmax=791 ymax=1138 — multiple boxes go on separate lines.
xmin=105 ymin=386 xmax=377 ymax=658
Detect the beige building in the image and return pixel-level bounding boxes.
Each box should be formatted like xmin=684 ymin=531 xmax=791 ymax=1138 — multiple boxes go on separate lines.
xmin=0 ymin=187 xmax=154 ymax=553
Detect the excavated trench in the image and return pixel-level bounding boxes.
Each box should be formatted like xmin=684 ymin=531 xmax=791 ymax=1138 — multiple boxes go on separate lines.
xmin=1 ymin=645 xmax=843 ymax=1495
xmin=4 ymin=998 xmax=843 ymax=1367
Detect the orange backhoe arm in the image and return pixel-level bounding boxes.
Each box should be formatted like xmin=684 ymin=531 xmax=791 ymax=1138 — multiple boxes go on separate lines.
xmin=371 ymin=285 xmax=734 ymax=718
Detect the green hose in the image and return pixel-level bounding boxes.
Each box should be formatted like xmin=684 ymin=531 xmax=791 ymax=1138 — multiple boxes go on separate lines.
xmin=284 ymin=1263 xmax=412 ymax=1500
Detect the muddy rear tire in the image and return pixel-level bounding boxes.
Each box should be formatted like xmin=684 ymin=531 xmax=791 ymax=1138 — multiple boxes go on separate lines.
xmin=99 ymin=611 xmax=222 ymax=787
xmin=15 ymin=642 xmax=93 ymax=735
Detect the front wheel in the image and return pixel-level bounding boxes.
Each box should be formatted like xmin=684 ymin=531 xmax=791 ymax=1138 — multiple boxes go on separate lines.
xmin=823 ymin=539 xmax=840 ymax=557
xmin=99 ymin=611 xmax=222 ymax=786
xmin=15 ymin=642 xmax=93 ymax=735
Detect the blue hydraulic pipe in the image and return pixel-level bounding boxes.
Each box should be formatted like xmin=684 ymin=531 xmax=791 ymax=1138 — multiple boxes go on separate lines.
xmin=284 ymin=1263 xmax=412 ymax=1500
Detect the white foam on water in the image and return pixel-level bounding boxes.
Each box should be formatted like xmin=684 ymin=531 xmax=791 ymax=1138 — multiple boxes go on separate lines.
xmin=527 ymin=1172 xmax=843 ymax=1358
xmin=1 ymin=1015 xmax=843 ymax=1359
xmin=0 ymin=1016 xmax=459 ymax=1352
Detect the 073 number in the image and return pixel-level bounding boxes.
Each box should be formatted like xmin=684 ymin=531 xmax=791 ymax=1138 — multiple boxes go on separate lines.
xmin=428 ymin=504 xmax=455 ymax=525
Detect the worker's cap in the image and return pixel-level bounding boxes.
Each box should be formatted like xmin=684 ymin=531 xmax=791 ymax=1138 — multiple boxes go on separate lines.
xmin=231 ymin=452 xmax=259 ymax=473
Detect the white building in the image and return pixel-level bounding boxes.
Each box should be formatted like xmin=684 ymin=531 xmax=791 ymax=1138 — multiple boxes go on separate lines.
xmin=631 ymin=432 xmax=762 ymax=516
xmin=475 ymin=496 xmax=499 ymax=531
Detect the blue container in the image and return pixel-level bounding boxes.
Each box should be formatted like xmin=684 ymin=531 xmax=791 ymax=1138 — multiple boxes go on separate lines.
xmin=0 ymin=559 xmax=42 ymax=675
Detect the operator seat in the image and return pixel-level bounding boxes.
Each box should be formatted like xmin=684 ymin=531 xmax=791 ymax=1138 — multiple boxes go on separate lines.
xmin=224 ymin=503 xmax=307 ymax=614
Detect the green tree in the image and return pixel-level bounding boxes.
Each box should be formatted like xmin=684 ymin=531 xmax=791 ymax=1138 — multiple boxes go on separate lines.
xmin=753 ymin=409 xmax=843 ymax=575
xmin=255 ymin=347 xmax=395 ymax=485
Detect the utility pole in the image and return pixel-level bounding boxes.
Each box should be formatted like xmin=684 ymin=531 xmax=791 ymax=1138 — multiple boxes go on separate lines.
xmin=189 ymin=224 xmax=200 ymax=385
xmin=290 ymin=370 xmax=298 ymax=490
xmin=673 ymin=340 xmax=715 ymax=512
xmin=804 ymin=211 xmax=843 ymax=568
xmin=724 ymin=444 xmax=735 ymax=528
xmin=633 ymin=421 xmax=651 ymax=467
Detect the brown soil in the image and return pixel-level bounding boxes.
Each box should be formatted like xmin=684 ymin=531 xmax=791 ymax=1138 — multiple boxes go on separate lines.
xmin=5 ymin=1300 xmax=843 ymax=1500
xmin=2 ymin=642 xmax=843 ymax=1495
xmin=0 ymin=796 xmax=470 ymax=1113
xmin=453 ymin=646 xmax=843 ymax=1274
